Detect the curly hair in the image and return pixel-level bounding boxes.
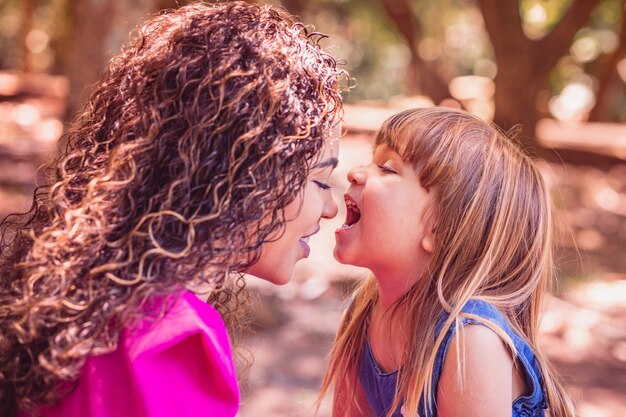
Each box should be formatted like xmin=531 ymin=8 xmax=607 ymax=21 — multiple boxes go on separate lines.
xmin=0 ymin=2 xmax=345 ymax=414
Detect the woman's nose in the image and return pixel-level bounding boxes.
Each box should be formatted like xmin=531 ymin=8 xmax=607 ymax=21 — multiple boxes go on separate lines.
xmin=322 ymin=191 xmax=338 ymax=219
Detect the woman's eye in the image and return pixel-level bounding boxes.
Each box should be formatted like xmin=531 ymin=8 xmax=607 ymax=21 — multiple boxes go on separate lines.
xmin=377 ymin=164 xmax=396 ymax=174
xmin=313 ymin=180 xmax=331 ymax=190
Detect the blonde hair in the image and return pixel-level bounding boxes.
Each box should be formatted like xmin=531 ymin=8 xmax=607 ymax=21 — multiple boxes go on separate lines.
xmin=320 ymin=107 xmax=575 ymax=417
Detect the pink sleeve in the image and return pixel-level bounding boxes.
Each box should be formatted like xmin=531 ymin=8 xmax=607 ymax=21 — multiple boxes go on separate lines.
xmin=126 ymin=292 xmax=240 ymax=417
xmin=24 ymin=292 xmax=239 ymax=417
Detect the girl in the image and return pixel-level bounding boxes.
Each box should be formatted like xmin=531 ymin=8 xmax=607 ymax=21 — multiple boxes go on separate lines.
xmin=321 ymin=107 xmax=575 ymax=417
xmin=0 ymin=3 xmax=344 ymax=417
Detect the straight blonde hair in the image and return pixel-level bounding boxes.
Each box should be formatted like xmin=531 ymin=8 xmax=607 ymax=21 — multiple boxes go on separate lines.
xmin=320 ymin=107 xmax=575 ymax=417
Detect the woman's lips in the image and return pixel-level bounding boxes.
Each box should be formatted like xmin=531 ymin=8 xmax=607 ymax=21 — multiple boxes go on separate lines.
xmin=298 ymin=227 xmax=319 ymax=258
xmin=299 ymin=236 xmax=311 ymax=258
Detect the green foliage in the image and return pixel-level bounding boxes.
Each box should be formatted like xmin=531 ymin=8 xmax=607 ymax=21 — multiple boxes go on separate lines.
xmin=519 ymin=0 xmax=575 ymax=36
xmin=295 ymin=0 xmax=407 ymax=101
xmin=1 ymin=0 xmax=624 ymax=119
xmin=280 ymin=0 xmax=625 ymax=120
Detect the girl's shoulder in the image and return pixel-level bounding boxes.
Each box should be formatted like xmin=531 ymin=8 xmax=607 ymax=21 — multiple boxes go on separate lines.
xmin=436 ymin=299 xmax=506 ymax=330
xmin=435 ymin=298 xmax=537 ymax=371
xmin=435 ymin=299 xmax=519 ymax=345
xmin=433 ymin=299 xmax=548 ymax=417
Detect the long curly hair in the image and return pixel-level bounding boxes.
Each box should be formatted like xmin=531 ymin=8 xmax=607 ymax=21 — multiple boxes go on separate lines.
xmin=0 ymin=2 xmax=344 ymax=414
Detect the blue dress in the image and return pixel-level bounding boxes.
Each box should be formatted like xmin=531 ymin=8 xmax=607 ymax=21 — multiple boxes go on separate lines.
xmin=358 ymin=299 xmax=548 ymax=417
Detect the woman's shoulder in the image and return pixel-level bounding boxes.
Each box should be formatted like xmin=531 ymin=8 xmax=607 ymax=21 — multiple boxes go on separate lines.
xmin=124 ymin=291 xmax=232 ymax=361
xmin=28 ymin=291 xmax=239 ymax=417
xmin=119 ymin=291 xmax=240 ymax=415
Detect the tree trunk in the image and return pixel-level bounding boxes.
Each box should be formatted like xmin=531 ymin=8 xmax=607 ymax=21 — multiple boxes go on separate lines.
xmin=492 ymin=67 xmax=543 ymax=153
xmin=478 ymin=0 xmax=602 ymax=151
xmin=61 ymin=0 xmax=165 ymax=122
xmin=377 ymin=0 xmax=449 ymax=102
xmin=18 ymin=0 xmax=36 ymax=73
xmin=281 ymin=0 xmax=307 ymax=18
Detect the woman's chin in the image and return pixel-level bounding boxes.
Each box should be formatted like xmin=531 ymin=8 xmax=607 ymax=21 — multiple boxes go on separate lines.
xmin=267 ymin=273 xmax=293 ymax=286
xmin=248 ymin=266 xmax=294 ymax=286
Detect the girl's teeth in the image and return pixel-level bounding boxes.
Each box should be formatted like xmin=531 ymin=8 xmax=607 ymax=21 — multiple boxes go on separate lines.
xmin=301 ymin=236 xmax=310 ymax=243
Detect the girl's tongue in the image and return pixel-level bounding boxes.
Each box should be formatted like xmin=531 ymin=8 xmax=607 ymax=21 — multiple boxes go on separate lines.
xmin=343 ymin=200 xmax=361 ymax=228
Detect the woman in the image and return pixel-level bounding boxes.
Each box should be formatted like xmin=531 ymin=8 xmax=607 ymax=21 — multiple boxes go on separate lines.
xmin=0 ymin=2 xmax=345 ymax=416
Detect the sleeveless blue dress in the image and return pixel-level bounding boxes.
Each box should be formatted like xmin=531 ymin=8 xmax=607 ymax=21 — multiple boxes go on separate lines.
xmin=358 ymin=299 xmax=548 ymax=417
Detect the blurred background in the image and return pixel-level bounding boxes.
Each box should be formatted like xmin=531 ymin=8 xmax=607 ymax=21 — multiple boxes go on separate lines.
xmin=0 ymin=0 xmax=625 ymax=416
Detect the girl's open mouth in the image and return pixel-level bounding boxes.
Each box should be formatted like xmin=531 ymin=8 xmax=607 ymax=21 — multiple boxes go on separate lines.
xmin=340 ymin=196 xmax=361 ymax=230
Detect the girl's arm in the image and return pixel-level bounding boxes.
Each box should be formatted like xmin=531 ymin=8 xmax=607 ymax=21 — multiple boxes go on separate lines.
xmin=436 ymin=324 xmax=522 ymax=417
xmin=332 ymin=380 xmax=374 ymax=417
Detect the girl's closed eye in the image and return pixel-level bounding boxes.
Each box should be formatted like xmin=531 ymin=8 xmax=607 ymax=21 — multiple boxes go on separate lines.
xmin=377 ymin=163 xmax=397 ymax=174
xmin=313 ymin=180 xmax=331 ymax=190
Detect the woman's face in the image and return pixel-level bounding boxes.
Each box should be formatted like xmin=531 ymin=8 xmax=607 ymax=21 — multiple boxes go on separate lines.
xmin=246 ymin=136 xmax=339 ymax=285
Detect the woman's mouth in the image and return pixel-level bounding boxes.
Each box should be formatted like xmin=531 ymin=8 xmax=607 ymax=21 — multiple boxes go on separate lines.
xmin=299 ymin=237 xmax=311 ymax=257
xmin=299 ymin=228 xmax=319 ymax=258
xmin=339 ymin=196 xmax=361 ymax=230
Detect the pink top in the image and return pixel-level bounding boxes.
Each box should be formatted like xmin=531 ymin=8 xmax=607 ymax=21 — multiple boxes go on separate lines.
xmin=23 ymin=291 xmax=239 ymax=417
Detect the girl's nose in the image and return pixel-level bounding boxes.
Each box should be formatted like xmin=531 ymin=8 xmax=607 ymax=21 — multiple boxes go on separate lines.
xmin=347 ymin=167 xmax=366 ymax=185
xmin=322 ymin=190 xmax=338 ymax=219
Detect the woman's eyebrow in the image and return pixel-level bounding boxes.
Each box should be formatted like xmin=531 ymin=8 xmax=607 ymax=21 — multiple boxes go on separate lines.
xmin=313 ymin=157 xmax=339 ymax=169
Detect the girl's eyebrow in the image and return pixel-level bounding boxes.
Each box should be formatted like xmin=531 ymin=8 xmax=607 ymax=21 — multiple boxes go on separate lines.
xmin=313 ymin=157 xmax=339 ymax=169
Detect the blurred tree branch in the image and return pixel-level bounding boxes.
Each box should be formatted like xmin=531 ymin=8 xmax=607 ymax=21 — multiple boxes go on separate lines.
xmin=377 ymin=0 xmax=448 ymax=102
xmin=536 ymin=0 xmax=603 ymax=76
xmin=590 ymin=1 xmax=626 ymax=121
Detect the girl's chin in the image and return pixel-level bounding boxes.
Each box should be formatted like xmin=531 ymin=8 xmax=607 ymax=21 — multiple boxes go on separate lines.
xmin=334 ymin=228 xmax=354 ymax=259
xmin=333 ymin=246 xmax=357 ymax=266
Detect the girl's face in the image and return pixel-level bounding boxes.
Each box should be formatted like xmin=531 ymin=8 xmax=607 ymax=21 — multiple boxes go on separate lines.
xmin=334 ymin=145 xmax=433 ymax=275
xmin=246 ymin=137 xmax=339 ymax=285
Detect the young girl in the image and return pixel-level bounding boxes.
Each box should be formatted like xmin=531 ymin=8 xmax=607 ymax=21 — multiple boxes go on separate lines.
xmin=0 ymin=3 xmax=344 ymax=417
xmin=320 ymin=107 xmax=575 ymax=417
